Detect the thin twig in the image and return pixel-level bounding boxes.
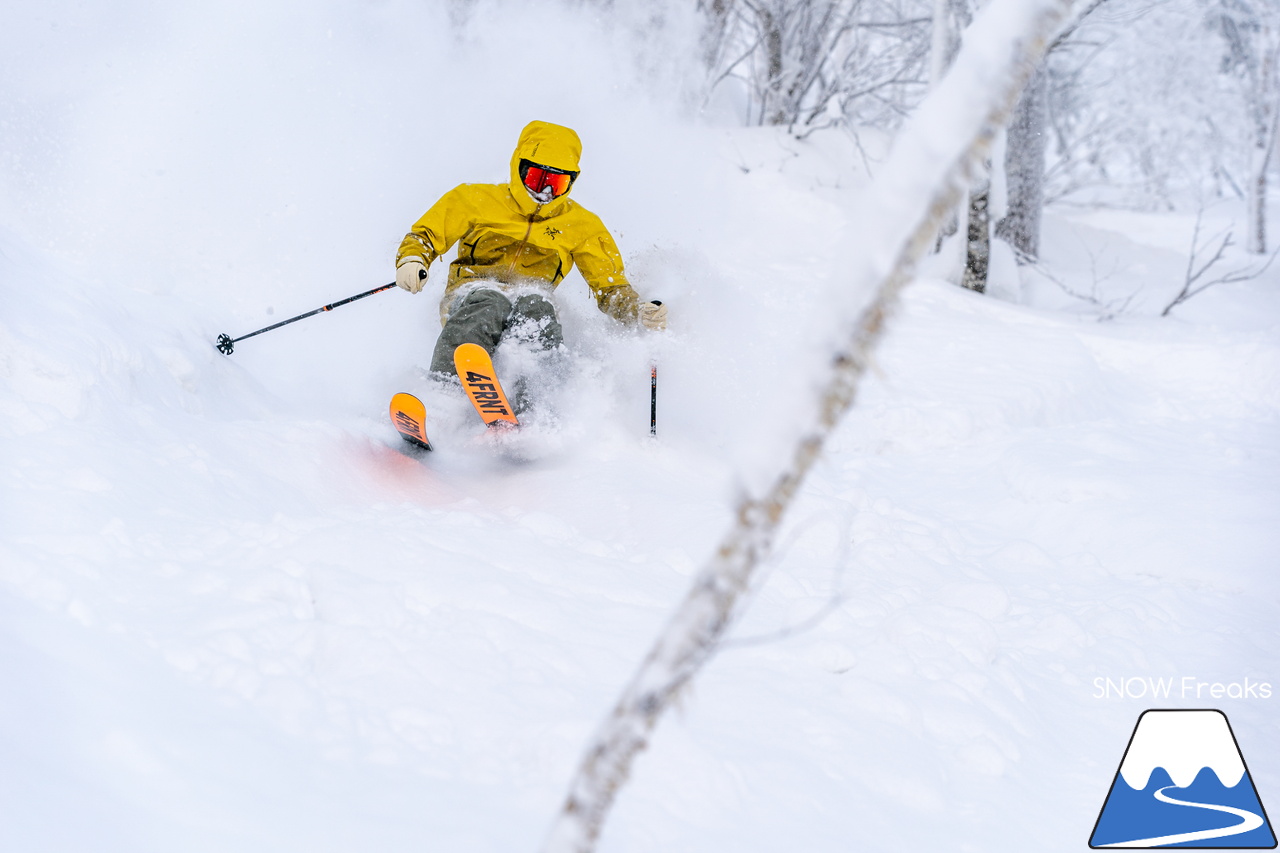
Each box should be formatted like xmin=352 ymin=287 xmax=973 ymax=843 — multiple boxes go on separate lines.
xmin=1162 ymin=212 xmax=1280 ymax=316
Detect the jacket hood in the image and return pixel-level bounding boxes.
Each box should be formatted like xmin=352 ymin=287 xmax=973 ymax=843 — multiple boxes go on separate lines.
xmin=508 ymin=120 xmax=582 ymax=216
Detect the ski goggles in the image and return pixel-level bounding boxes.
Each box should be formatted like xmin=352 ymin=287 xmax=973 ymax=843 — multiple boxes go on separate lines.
xmin=520 ymin=159 xmax=577 ymax=201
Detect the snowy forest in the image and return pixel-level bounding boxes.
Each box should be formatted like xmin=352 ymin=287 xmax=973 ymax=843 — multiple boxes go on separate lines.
xmin=2 ymin=0 xmax=1277 ymax=852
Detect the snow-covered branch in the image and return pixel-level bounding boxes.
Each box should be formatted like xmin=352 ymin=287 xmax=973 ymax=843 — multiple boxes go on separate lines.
xmin=1162 ymin=212 xmax=1280 ymax=316
xmin=541 ymin=1 xmax=1072 ymax=850
xmin=705 ymin=0 xmax=933 ymax=130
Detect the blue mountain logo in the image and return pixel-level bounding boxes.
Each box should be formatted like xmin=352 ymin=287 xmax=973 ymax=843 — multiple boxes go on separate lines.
xmin=1090 ymin=709 xmax=1276 ymax=848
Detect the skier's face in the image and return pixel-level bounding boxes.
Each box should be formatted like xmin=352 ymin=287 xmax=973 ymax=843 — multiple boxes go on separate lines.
xmin=520 ymin=159 xmax=576 ymax=204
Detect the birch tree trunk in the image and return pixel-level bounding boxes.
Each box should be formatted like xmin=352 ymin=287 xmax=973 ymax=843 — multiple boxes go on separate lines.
xmin=1247 ymin=128 xmax=1271 ymax=255
xmin=963 ymin=161 xmax=991 ymax=292
xmin=930 ymin=0 xmax=989 ymax=292
xmin=930 ymin=0 xmax=963 ymax=84
xmin=931 ymin=0 xmax=965 ymax=250
xmin=1245 ymin=27 xmax=1277 ymax=255
xmin=699 ymin=0 xmax=736 ymax=70
xmin=541 ymin=2 xmax=1073 ymax=851
xmin=996 ymin=61 xmax=1048 ymax=260
xmin=760 ymin=4 xmax=787 ymax=125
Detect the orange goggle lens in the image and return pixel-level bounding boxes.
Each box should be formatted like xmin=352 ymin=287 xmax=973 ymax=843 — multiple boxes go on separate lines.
xmin=521 ymin=162 xmax=575 ymax=199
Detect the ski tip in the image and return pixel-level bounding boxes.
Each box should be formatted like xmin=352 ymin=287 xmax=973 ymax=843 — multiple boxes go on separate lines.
xmin=391 ymin=391 xmax=424 ymax=408
xmin=390 ymin=392 xmax=433 ymax=451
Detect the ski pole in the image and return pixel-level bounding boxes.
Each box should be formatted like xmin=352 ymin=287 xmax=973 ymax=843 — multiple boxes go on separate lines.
xmin=215 ymin=282 xmax=396 ymax=355
xmin=650 ymin=361 xmax=658 ymax=436
xmin=647 ymin=299 xmax=664 ymax=437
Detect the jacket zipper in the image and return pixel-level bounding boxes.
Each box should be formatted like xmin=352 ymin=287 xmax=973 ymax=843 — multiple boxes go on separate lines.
xmin=505 ymin=205 xmax=541 ymax=279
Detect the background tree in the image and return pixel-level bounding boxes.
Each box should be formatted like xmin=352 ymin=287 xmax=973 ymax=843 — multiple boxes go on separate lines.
xmin=996 ymin=0 xmax=1110 ymax=263
xmin=690 ymin=0 xmax=1277 ymax=276
xmin=929 ymin=0 xmax=992 ymax=292
xmin=1040 ymin=0 xmax=1269 ymax=219
xmin=996 ymin=64 xmax=1048 ymax=261
xmin=700 ymin=0 xmax=932 ymax=132
xmin=1205 ymin=0 xmax=1280 ymax=253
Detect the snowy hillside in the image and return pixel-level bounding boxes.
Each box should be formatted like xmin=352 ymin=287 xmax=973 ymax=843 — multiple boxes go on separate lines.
xmin=2 ymin=2 xmax=1278 ymax=852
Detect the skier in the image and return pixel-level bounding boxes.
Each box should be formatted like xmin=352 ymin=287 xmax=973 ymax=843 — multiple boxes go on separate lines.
xmin=394 ymin=120 xmax=666 ymax=408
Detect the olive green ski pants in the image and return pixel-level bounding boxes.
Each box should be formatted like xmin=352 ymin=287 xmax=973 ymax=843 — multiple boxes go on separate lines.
xmin=428 ymin=287 xmax=564 ymax=377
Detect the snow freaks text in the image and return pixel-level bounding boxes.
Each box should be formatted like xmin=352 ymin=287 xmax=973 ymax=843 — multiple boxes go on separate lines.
xmin=1093 ymin=677 xmax=1273 ymax=701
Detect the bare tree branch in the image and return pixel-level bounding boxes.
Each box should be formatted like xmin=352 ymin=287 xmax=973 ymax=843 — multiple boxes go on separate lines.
xmin=1161 ymin=211 xmax=1280 ymax=315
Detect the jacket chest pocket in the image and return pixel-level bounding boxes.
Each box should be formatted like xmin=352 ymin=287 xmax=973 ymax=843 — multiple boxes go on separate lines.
xmin=515 ymin=243 xmax=569 ymax=280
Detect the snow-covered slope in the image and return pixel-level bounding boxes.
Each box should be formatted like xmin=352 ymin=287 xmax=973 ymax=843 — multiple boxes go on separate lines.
xmin=2 ymin=3 xmax=1277 ymax=852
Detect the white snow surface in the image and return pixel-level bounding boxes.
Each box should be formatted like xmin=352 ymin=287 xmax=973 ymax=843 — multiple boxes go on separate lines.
xmin=2 ymin=2 xmax=1278 ymax=852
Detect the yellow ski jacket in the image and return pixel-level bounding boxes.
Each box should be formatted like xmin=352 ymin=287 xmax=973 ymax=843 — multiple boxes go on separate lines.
xmin=397 ymin=121 xmax=640 ymax=325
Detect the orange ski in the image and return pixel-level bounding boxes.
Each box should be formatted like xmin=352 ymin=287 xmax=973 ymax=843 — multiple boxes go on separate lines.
xmin=390 ymin=392 xmax=433 ymax=451
xmin=454 ymin=343 xmax=519 ymax=428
